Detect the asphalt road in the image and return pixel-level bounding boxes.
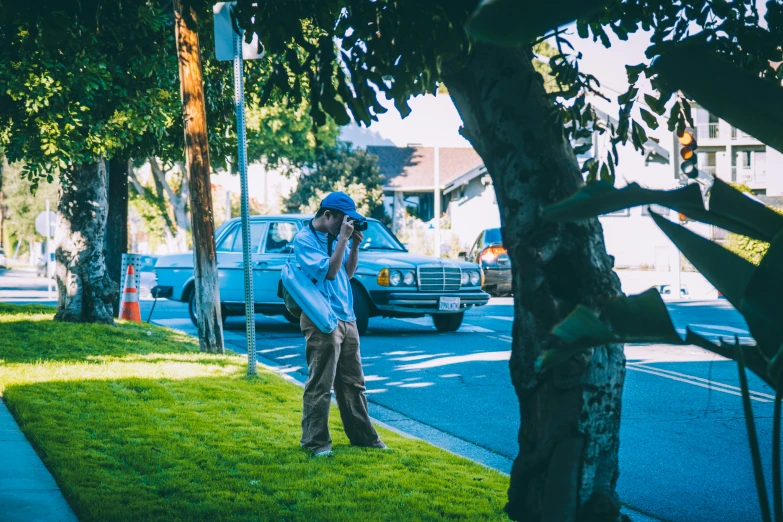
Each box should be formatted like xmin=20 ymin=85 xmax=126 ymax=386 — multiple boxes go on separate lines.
xmin=1 ymin=267 xmax=773 ymax=521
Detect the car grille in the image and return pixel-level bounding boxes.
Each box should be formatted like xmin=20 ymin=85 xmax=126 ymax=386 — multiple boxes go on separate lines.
xmin=417 ymin=265 xmax=461 ymax=292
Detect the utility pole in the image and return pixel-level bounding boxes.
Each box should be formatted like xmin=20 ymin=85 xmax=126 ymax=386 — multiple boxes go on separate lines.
xmin=672 ymin=130 xmax=684 ymax=300
xmin=173 ymin=0 xmax=224 ymax=354
xmin=434 ymin=146 xmax=441 ymax=258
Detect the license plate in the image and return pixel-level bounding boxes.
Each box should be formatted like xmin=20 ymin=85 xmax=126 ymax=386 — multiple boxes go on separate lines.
xmin=439 ymin=297 xmax=460 ymax=311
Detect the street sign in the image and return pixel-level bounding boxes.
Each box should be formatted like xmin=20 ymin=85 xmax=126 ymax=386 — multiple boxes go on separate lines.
xmin=213 ymin=2 xmax=264 ymax=61
xmin=35 ymin=211 xmax=58 ymax=238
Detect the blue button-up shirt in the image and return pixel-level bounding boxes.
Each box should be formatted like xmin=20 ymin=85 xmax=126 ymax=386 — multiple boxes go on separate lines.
xmin=293 ymin=227 xmax=356 ymax=323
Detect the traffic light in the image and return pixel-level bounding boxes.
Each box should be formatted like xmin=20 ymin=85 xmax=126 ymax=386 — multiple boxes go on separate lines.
xmin=678 ymin=129 xmax=698 ymax=179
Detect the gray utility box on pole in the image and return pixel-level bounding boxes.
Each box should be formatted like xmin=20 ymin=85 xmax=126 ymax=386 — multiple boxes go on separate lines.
xmin=214 ymin=2 xmax=264 ymax=376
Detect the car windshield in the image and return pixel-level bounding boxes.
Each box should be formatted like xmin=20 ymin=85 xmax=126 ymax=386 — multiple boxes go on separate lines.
xmin=485 ymin=228 xmax=503 ymax=244
xmin=359 ymin=221 xmax=406 ymax=251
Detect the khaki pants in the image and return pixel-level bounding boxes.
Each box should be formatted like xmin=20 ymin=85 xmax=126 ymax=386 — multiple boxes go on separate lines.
xmin=300 ymin=313 xmax=381 ymax=454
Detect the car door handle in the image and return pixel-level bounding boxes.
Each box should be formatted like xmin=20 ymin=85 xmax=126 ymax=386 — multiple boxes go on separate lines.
xmin=254 ymin=261 xmax=268 ymax=267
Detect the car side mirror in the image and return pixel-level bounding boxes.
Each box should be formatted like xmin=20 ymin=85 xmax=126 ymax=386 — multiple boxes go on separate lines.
xmin=458 ymin=251 xmax=467 ymax=260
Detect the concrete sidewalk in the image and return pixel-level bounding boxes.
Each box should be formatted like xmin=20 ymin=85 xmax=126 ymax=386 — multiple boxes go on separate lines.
xmin=0 ymin=399 xmax=78 ymax=522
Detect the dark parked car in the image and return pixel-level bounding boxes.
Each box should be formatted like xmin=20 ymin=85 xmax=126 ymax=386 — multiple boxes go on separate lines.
xmin=463 ymin=228 xmax=511 ymax=297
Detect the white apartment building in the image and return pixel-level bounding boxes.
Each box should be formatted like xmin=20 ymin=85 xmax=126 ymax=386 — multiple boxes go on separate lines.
xmin=691 ymin=103 xmax=783 ymax=196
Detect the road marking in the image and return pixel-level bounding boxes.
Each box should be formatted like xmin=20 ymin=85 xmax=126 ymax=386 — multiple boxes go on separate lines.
xmin=389 ymin=353 xmax=453 ymax=362
xmin=259 ymin=346 xmax=298 ymax=354
xmin=627 ymin=364 xmax=772 ymax=403
xmin=459 ymin=324 xmax=495 ymax=333
xmin=675 ymin=328 xmax=755 ymax=345
xmin=630 ymin=363 xmax=775 ymax=400
xmin=397 ymin=351 xmax=512 ymax=370
xmin=689 ymin=324 xmax=750 ymax=335
xmin=487 ymin=316 xmax=513 ymax=322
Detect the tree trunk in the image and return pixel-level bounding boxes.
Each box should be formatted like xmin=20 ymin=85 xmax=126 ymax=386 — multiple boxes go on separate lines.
xmin=173 ymin=0 xmax=224 ymax=354
xmin=55 ymin=160 xmax=117 ymax=324
xmin=442 ymin=44 xmax=625 ymax=522
xmin=105 ymin=157 xmax=130 ymax=317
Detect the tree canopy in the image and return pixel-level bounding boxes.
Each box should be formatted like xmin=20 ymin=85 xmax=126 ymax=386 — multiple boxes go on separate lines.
xmin=284 ymin=142 xmax=386 ymax=221
xmin=0 ymin=0 xmax=335 ymax=189
xmin=234 ymin=0 xmax=782 ymax=182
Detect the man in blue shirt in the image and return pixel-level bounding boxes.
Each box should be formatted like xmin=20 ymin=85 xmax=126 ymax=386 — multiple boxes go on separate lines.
xmin=293 ymin=192 xmax=387 ymax=457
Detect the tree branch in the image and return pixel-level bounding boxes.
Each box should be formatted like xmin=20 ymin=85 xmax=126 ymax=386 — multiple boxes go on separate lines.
xmin=149 ymin=157 xmax=178 ymax=202
xmin=128 ymin=167 xmax=146 ymax=196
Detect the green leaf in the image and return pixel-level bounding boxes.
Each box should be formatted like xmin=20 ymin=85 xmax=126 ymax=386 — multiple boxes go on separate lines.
xmin=650 ymin=212 xmax=755 ymax=312
xmin=625 ymin=63 xmax=646 ymax=84
xmin=632 ymin=120 xmax=648 ymax=147
xmin=639 ymin=108 xmax=659 ymax=129
xmin=543 ymin=181 xmax=702 ymax=222
xmin=599 ymin=162 xmax=613 ymax=183
xmin=539 ymin=289 xmax=683 ymax=372
xmin=742 ymin=230 xmax=783 ymax=356
xmin=653 ymin=44 xmax=783 ymax=154
xmin=572 ymin=142 xmax=592 ymax=155
xmin=602 ymin=288 xmax=683 ymax=344
xmin=467 ymin=0 xmax=610 ymax=46
xmin=644 ymin=94 xmax=666 ymax=116
xmin=709 ymin=179 xmax=783 ymax=242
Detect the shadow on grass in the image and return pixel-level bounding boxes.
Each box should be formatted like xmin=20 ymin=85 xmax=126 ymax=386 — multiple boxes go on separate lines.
xmin=5 ymin=371 xmax=508 ymax=522
xmin=0 ymin=304 xmax=200 ymax=365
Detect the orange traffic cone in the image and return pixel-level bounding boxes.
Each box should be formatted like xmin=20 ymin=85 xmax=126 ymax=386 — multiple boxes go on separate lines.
xmin=119 ymin=264 xmax=141 ymax=322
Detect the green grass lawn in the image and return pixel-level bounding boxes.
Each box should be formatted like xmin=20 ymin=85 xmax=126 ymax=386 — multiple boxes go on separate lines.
xmin=0 ymin=303 xmax=508 ymax=521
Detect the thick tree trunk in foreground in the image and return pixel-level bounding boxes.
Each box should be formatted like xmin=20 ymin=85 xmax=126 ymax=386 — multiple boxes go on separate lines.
xmin=55 ymin=161 xmax=117 ymax=324
xmin=173 ymin=0 xmax=224 ymax=354
xmin=106 ymin=157 xmax=130 ymax=318
xmin=443 ymin=44 xmax=625 ymax=522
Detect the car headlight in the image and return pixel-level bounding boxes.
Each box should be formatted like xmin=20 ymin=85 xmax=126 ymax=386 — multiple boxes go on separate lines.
xmin=377 ymin=268 xmax=390 ymax=286
xmin=389 ymin=270 xmax=402 ymax=286
xmin=403 ymin=271 xmax=415 ymax=286
xmin=461 ymin=271 xmax=469 ymax=286
xmin=469 ymin=271 xmax=481 ymax=286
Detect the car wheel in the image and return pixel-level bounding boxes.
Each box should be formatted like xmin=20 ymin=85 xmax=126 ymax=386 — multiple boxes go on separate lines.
xmin=351 ymin=283 xmax=370 ymax=336
xmin=188 ymin=290 xmax=198 ymax=327
xmin=432 ymin=312 xmax=464 ymax=332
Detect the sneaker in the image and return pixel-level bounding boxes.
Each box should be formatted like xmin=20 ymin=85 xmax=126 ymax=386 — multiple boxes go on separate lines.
xmin=312 ymin=449 xmax=334 ymax=458
xmin=372 ymin=442 xmax=391 ymax=451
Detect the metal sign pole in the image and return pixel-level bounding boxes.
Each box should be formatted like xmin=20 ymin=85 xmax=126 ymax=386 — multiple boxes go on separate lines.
xmin=233 ymin=27 xmax=257 ymax=375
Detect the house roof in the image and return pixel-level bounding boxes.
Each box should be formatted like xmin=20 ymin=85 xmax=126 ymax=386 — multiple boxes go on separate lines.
xmin=443 ymin=164 xmax=488 ymax=194
xmin=367 ymin=146 xmax=484 ymax=191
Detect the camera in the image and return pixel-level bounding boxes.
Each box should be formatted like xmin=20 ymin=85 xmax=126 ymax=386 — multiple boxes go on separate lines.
xmin=350 ymin=218 xmax=368 ymax=232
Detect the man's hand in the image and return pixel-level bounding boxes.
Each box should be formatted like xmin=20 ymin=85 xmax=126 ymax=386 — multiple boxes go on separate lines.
xmin=351 ymin=230 xmax=364 ymax=248
xmin=340 ymin=215 xmax=354 ymax=239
